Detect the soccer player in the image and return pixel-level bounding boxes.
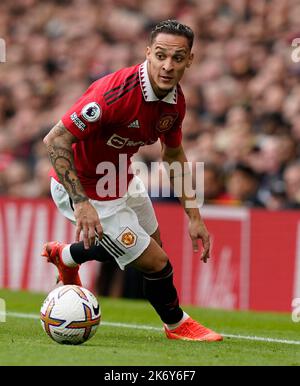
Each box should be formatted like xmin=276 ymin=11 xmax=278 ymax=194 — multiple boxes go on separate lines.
xmin=42 ymin=20 xmax=222 ymax=342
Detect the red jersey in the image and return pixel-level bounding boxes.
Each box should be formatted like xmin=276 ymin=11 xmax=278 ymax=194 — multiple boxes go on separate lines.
xmin=50 ymin=61 xmax=186 ymax=200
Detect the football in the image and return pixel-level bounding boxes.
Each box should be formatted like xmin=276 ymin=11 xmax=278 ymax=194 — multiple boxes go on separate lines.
xmin=40 ymin=285 xmax=101 ymax=345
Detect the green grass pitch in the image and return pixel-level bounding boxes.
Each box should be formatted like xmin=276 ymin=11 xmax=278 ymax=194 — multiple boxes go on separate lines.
xmin=0 ymin=289 xmax=300 ymax=366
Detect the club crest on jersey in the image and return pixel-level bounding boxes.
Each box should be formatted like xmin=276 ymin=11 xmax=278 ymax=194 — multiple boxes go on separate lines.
xmin=156 ymin=113 xmax=178 ymax=133
xmin=81 ymin=102 xmax=101 ymax=122
xmin=117 ymin=228 xmax=137 ymax=248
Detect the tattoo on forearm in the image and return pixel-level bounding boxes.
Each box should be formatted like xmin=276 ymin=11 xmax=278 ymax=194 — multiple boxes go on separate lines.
xmin=52 ymin=121 xmax=67 ymax=136
xmin=46 ymin=123 xmax=88 ymax=204
xmin=48 ymin=144 xmax=87 ymax=203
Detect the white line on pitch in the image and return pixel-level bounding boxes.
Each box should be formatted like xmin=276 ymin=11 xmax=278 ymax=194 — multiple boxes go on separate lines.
xmin=4 ymin=311 xmax=300 ymax=346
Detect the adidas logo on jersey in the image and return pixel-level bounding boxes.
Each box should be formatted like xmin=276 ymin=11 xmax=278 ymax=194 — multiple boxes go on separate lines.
xmin=128 ymin=120 xmax=140 ymax=128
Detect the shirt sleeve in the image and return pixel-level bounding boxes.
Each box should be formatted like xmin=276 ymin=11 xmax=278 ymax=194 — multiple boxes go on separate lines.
xmin=61 ymin=82 xmax=108 ymax=140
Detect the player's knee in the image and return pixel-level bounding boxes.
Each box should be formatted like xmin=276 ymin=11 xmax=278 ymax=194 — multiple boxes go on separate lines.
xmin=151 ymin=228 xmax=162 ymax=248
xmin=130 ymin=238 xmax=168 ymax=274
xmin=144 ymin=251 xmax=169 ymax=274
xmin=155 ymin=252 xmax=169 ymax=272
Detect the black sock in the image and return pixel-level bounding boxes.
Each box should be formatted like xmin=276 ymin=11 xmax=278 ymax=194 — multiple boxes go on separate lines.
xmin=143 ymin=260 xmax=183 ymax=324
xmin=70 ymin=240 xmax=114 ymax=264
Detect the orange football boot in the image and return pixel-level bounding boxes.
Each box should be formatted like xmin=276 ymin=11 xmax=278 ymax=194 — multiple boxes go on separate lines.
xmin=164 ymin=317 xmax=223 ymax=342
xmin=42 ymin=241 xmax=82 ymax=286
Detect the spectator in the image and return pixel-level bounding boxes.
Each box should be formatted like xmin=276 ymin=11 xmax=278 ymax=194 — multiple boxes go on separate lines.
xmin=283 ymin=161 xmax=300 ymax=209
xmin=0 ymin=0 xmax=299 ymax=210
xmin=225 ymin=164 xmax=264 ymax=207
xmin=203 ymin=163 xmax=229 ymax=205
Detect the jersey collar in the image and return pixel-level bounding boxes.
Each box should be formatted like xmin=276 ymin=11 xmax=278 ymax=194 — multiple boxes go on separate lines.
xmin=139 ymin=60 xmax=177 ymax=104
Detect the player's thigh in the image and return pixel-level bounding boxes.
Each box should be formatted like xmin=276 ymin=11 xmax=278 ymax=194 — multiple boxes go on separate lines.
xmin=94 ymin=204 xmax=152 ymax=271
xmin=95 ymin=204 xmax=167 ymax=273
xmin=126 ymin=176 xmax=158 ymax=236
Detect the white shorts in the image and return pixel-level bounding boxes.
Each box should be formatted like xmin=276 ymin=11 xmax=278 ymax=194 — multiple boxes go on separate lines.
xmin=50 ymin=176 xmax=158 ymax=270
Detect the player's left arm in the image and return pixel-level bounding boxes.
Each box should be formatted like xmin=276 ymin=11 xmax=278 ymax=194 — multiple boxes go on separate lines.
xmin=162 ymin=144 xmax=211 ymax=263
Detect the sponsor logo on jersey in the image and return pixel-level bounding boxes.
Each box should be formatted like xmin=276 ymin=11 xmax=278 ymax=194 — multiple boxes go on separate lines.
xmin=156 ymin=113 xmax=178 ymax=133
xmin=117 ymin=228 xmax=137 ymax=248
xmin=70 ymin=112 xmax=86 ymax=131
xmin=81 ymin=102 xmax=101 ymax=122
xmin=107 ymin=134 xmax=129 ymax=149
xmin=107 ymin=134 xmax=146 ymax=148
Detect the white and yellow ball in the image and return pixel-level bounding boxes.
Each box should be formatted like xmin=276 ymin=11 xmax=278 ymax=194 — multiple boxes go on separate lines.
xmin=40 ymin=285 xmax=101 ymax=345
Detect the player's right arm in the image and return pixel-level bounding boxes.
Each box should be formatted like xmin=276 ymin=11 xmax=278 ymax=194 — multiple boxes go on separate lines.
xmin=43 ymin=120 xmax=103 ymax=249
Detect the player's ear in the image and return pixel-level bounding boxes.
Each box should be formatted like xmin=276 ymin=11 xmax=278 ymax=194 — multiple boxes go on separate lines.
xmin=186 ymin=52 xmax=194 ymax=68
xmin=146 ymin=46 xmax=151 ymax=61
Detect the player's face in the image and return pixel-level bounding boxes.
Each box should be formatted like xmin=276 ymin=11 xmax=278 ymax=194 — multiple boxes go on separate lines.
xmin=146 ymin=33 xmax=194 ymax=98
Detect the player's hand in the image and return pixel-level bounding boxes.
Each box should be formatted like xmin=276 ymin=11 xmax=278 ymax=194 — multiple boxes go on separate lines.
xmin=74 ymin=200 xmax=103 ymax=249
xmin=188 ymin=218 xmax=211 ymax=263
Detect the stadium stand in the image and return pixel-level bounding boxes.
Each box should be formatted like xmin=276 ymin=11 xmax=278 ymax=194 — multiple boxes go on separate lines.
xmin=0 ymin=0 xmax=300 ymax=209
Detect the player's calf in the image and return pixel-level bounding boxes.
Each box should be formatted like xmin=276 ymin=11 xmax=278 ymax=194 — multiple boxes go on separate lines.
xmin=142 ymin=259 xmax=184 ymax=325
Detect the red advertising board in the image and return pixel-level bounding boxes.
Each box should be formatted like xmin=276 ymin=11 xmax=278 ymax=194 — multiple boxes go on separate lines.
xmin=0 ymin=198 xmax=98 ymax=293
xmin=0 ymin=198 xmax=299 ymax=312
xmin=249 ymin=210 xmax=300 ymax=312
xmin=156 ymin=205 xmax=250 ymax=310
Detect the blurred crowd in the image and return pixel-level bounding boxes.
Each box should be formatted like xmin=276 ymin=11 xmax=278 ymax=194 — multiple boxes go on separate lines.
xmin=1 ymin=0 xmax=300 ymax=209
